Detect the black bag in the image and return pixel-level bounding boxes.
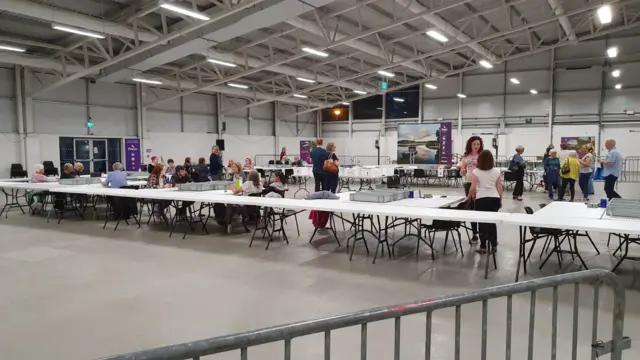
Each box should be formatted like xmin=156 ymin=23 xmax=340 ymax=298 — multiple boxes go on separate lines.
xmin=508 ymin=157 xmax=520 ymax=172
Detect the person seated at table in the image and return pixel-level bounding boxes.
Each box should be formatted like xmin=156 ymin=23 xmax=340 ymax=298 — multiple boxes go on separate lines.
xmin=170 ymin=165 xmax=194 ymax=215
xmin=147 ymin=156 xmax=159 ymax=174
xmin=467 ymin=149 xmax=502 ymax=254
xmin=230 ymin=162 xmax=247 ymax=184
xmin=102 ymin=162 xmax=128 ymax=189
xmin=183 ymin=157 xmax=193 ymax=175
xmin=544 ymin=149 xmax=561 ymax=200
xmin=218 ymin=170 xmax=263 ymax=227
xmin=194 ymin=157 xmax=210 ymax=182
xmin=60 ymin=163 xmax=77 ymax=179
xmin=73 ymin=162 xmax=84 ymax=176
xmin=291 ymin=156 xmax=307 ymax=167
xmin=558 ymin=150 xmax=580 ymax=202
xmin=147 ymin=164 xmax=170 ymax=219
xmin=31 ymin=164 xmax=48 ymax=183
xmin=244 ymin=158 xmax=254 ymax=170
xmin=166 ymin=159 xmax=176 ymax=176
xmin=262 ymin=171 xmax=287 ymax=197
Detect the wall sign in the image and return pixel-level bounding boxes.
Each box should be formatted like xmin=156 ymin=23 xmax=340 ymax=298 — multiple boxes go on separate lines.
xmin=124 ymin=138 xmax=141 ymax=171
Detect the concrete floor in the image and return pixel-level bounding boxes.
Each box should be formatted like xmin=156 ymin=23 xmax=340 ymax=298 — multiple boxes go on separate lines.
xmin=0 ymin=181 xmax=639 ymax=359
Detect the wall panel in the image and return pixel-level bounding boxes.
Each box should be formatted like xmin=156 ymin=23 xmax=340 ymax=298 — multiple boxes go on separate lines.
xmin=462 ymin=96 xmax=503 ymax=118
xmin=423 ymin=98 xmax=457 ymax=120
xmin=0 ymin=99 xmax=16 ymax=133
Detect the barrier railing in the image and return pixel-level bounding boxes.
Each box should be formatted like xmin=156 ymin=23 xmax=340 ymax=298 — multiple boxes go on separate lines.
xmin=102 ymin=270 xmax=630 ymax=360
xmin=352 ymin=155 xmax=391 ymax=166
xmin=622 ymin=156 xmax=640 ymax=183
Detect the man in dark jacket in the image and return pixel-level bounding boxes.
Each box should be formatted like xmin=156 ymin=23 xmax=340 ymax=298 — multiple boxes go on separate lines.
xmin=194 ymin=157 xmax=210 ymax=182
xmin=209 ymin=146 xmax=223 ymax=180
xmin=310 ymin=138 xmax=329 ymax=192
xmin=170 ymin=165 xmax=194 ymax=215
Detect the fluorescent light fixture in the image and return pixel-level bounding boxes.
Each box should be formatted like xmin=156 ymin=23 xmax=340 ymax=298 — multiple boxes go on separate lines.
xmin=426 ymin=30 xmax=448 ymax=42
xmin=377 ymin=70 xmax=395 ymax=77
xmin=479 ymin=60 xmax=493 ymax=69
xmin=160 ymin=3 xmax=210 ymax=21
xmin=597 ymin=5 xmax=613 ymax=24
xmin=207 ymin=59 xmax=236 ymax=67
xmin=353 ymin=90 xmax=367 ymax=95
xmin=0 ymin=44 xmax=26 ymax=52
xmin=293 ymin=94 xmax=308 ymax=99
xmin=302 ymin=47 xmax=328 ymax=57
xmin=228 ymin=83 xmax=248 ymax=89
xmin=612 ymin=69 xmax=621 ymax=77
xmin=615 ymin=83 xmax=622 ymax=89
xmin=607 ymin=46 xmax=618 ymax=58
xmin=296 ymin=77 xmax=316 ymax=83
xmin=457 ymin=93 xmax=467 ymax=98
xmin=341 ymin=102 xmax=349 ymax=105
xmin=530 ymin=89 xmax=538 ymax=95
xmin=510 ymin=77 xmax=520 ymax=84
xmin=425 ymin=84 xmax=437 ymax=90
xmin=52 ymin=24 xmax=105 ymax=39
xmin=393 ymin=97 xmax=405 ymax=103
xmin=376 ymin=108 xmax=383 ymax=110
xmin=132 ymin=78 xmax=162 ymax=85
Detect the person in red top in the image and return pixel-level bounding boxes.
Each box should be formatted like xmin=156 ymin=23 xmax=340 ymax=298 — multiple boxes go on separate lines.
xmin=279 ymin=146 xmax=287 ymax=162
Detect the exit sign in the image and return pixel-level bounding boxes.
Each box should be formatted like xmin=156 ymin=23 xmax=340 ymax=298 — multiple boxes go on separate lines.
xmin=379 ymin=81 xmax=388 ymax=90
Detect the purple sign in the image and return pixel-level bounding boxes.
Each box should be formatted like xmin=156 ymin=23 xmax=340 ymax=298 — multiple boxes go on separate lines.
xmin=438 ymin=122 xmax=453 ymax=164
xmin=124 ymin=138 xmax=141 ymax=171
xmin=300 ymin=140 xmax=312 ymax=163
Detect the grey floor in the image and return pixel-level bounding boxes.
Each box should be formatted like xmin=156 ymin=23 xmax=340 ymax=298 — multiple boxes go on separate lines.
xmin=1 ymin=181 xmax=639 ymax=360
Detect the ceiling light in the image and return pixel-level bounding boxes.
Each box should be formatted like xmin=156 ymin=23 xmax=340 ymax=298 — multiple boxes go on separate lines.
xmin=376 ymin=108 xmax=383 ymax=110
xmin=377 ymin=70 xmax=395 ymax=77
xmin=425 ymin=84 xmax=437 ymax=90
xmin=530 ymin=89 xmax=538 ymax=95
xmin=612 ymin=69 xmax=621 ymax=77
xmin=353 ymin=90 xmax=367 ymax=95
xmin=293 ymin=94 xmax=308 ymax=99
xmin=615 ymin=83 xmax=622 ymax=89
xmin=52 ymin=24 xmax=105 ymax=39
xmin=296 ymin=77 xmax=316 ymax=83
xmin=0 ymin=44 xmax=26 ymax=52
xmin=207 ymin=59 xmax=236 ymax=67
xmin=393 ymin=97 xmax=405 ymax=103
xmin=426 ymin=30 xmax=448 ymax=42
xmin=479 ymin=60 xmax=493 ymax=69
xmin=510 ymin=78 xmax=520 ymax=84
xmin=597 ymin=5 xmax=613 ymax=24
xmin=342 ymin=102 xmax=349 ymax=106
xmin=160 ymin=3 xmax=210 ymax=21
xmin=228 ymin=83 xmax=248 ymax=89
xmin=607 ymin=46 xmax=618 ymax=58
xmin=302 ymin=47 xmax=328 ymax=57
xmin=457 ymin=93 xmax=467 ymax=98
xmin=333 ymin=109 xmax=341 ymax=115
xmin=132 ymin=78 xmax=162 ymax=85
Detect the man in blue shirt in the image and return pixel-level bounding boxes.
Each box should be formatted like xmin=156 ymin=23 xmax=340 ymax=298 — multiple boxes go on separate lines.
xmin=599 ymin=139 xmax=622 ymax=199
xmin=310 ymin=138 xmax=329 ymax=192
xmin=103 ymin=162 xmax=128 ymax=188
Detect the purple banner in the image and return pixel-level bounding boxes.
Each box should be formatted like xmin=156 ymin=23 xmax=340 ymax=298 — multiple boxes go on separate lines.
xmin=124 ymin=138 xmax=141 ymax=171
xmin=438 ymin=122 xmax=452 ymax=165
xmin=300 ymin=140 xmax=312 ymax=163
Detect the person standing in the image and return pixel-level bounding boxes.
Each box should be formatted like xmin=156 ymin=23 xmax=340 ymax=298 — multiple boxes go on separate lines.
xmin=598 ymin=139 xmax=622 ymax=199
xmin=542 ymin=145 xmax=554 ymax=190
xmin=545 ymin=149 xmax=561 ymax=200
xmin=467 ymin=150 xmax=502 ymax=254
xmin=279 ymin=146 xmax=287 ymax=162
xmin=510 ymin=146 xmax=526 ymax=201
xmin=324 ymin=142 xmax=340 ymax=193
xmin=578 ymin=144 xmax=595 ymax=201
xmin=209 ymin=145 xmax=223 ymax=180
xmin=558 ymin=151 xmax=580 ymax=201
xmin=456 ymin=136 xmax=483 ymax=243
xmin=558 ymin=143 xmax=570 ymax=163
xmin=310 ymin=139 xmax=329 ymax=192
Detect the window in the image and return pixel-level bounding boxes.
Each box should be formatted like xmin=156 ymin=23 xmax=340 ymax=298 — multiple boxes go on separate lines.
xmin=386 ymin=85 xmax=419 ymax=119
xmin=353 ymin=94 xmax=383 ymax=120
xmin=59 ymin=137 xmax=74 ymax=171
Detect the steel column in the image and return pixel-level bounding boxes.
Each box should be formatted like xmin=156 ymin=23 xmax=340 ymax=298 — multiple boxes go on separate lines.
xmin=15 ymin=65 xmax=26 ymax=166
xmin=548 ymin=48 xmax=555 ymax=144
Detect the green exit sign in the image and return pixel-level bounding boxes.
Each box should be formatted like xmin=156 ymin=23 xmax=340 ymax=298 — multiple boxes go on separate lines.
xmin=87 ymin=122 xmax=94 ymax=128
xmin=379 ymin=81 xmax=387 ymax=90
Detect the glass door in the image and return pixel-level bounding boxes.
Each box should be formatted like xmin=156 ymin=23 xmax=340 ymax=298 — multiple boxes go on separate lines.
xmin=74 ymin=139 xmax=108 ymax=174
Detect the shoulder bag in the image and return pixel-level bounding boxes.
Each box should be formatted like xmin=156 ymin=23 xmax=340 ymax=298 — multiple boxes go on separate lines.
xmin=324 ymin=152 xmax=338 ymax=174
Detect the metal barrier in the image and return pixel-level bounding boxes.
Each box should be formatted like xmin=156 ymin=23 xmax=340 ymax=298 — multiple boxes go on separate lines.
xmin=254 ymin=154 xmax=300 ymax=166
xmin=101 ymin=270 xmax=629 ymax=360
xmin=352 ymin=155 xmax=390 ymax=166
xmin=622 ymin=156 xmax=640 ymax=182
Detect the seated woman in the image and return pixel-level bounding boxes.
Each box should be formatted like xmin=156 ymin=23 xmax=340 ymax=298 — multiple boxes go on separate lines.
xmin=74 ymin=162 xmax=84 ymax=176
xmin=183 ymin=157 xmax=193 ymax=175
xmin=31 ymin=164 xmax=48 ymax=183
xmin=60 ymin=163 xmax=77 ymax=179
xmin=194 ymin=157 xmax=210 ymax=182
xmin=29 ymin=164 xmax=48 ymax=211
xmin=262 ymin=172 xmax=287 ymax=197
xmin=146 ymin=164 xmax=170 ymax=220
xmin=243 ymin=158 xmax=254 ymax=170
xmin=219 ymin=170 xmax=263 ymax=227
xmin=230 ymin=162 xmax=247 ymax=184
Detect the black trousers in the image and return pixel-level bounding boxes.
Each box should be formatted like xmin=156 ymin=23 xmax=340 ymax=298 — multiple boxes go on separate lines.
xmin=313 ymin=172 xmax=325 ymax=192
xmin=474 ymin=197 xmax=501 ymax=248
xmin=325 ymin=173 xmax=339 ymax=194
xmin=604 ymin=175 xmax=621 ymax=199
xmin=463 ymin=183 xmax=478 ymax=235
xmin=558 ymin=178 xmax=576 ymax=201
xmin=512 ymin=168 xmax=525 ymax=197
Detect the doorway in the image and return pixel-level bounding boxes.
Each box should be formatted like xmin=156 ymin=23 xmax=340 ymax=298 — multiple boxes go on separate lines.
xmin=74 ymin=139 xmax=108 ymax=175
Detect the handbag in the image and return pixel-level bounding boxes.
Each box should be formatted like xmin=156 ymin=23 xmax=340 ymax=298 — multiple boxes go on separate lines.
xmin=561 ymin=160 xmax=570 ymax=175
xmin=508 ymin=156 xmax=520 ymax=172
xmin=324 ymin=152 xmax=338 ymax=174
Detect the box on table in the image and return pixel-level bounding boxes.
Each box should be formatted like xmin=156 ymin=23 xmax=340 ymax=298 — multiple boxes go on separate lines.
xmin=179 ymin=181 xmax=231 ymax=191
xmin=350 ymin=191 xmax=394 ymax=203
xmin=606 ymin=199 xmax=640 ymax=219
xmin=60 ymin=177 xmax=101 ymax=185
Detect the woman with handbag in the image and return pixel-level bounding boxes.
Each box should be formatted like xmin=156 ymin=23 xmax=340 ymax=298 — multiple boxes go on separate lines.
xmin=558 ymin=150 xmax=581 ymax=201
xmin=324 ymin=142 xmax=340 ymax=193
xmin=510 ymin=146 xmax=526 ymax=201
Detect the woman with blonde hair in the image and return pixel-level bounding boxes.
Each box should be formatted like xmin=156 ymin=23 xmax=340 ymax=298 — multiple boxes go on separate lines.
xmin=558 ymin=150 xmax=581 ymax=201
xmin=578 ymin=144 xmax=595 ymax=201
xmin=324 ymin=142 xmax=340 ymax=193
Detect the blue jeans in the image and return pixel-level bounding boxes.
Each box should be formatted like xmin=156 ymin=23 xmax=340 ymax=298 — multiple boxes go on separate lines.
xmin=578 ymin=172 xmax=592 ymax=199
xmin=547 ymin=174 xmax=559 ymax=199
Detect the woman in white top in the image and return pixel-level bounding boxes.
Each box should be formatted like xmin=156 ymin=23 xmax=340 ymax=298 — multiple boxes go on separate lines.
xmin=467 ymin=150 xmax=503 ymax=254
xmin=457 ymin=136 xmax=483 ymax=243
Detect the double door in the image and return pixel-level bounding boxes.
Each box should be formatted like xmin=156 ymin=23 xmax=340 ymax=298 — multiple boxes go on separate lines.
xmin=74 ymin=139 xmax=107 ymax=175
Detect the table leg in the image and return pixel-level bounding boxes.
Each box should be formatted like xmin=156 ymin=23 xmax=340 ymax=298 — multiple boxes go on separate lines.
xmin=611 ymin=234 xmax=630 ymax=272
xmin=515 ymin=225 xmax=526 ymax=282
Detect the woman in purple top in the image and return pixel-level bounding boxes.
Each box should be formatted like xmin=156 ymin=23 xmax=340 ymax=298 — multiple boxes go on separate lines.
xmin=457 ymin=136 xmax=483 ymax=243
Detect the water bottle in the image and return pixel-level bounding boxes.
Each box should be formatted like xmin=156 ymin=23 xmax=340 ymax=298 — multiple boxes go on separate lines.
xmin=235 ymin=176 xmax=241 ymax=189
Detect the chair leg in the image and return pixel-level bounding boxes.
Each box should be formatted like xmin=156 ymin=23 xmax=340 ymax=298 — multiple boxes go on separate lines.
xmin=294 ymin=213 xmax=300 ymax=237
